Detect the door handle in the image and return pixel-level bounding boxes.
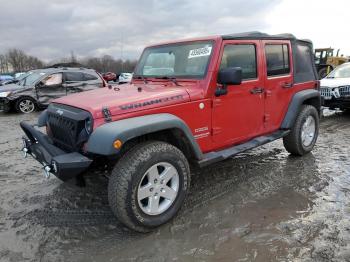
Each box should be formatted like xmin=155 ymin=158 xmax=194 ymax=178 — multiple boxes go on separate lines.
xmin=282 ymin=82 xmax=293 ymax=88
xmin=250 ymin=87 xmax=264 ymax=94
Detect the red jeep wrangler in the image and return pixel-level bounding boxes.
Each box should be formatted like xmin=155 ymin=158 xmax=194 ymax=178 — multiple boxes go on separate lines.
xmin=20 ymin=32 xmax=320 ymax=232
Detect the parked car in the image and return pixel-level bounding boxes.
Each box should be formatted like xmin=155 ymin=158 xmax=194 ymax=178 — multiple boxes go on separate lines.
xmin=20 ymin=32 xmax=320 ymax=232
xmin=320 ymin=62 xmax=350 ymax=111
xmin=0 ymin=67 xmax=106 ymax=113
xmin=0 ymin=72 xmax=29 ymax=86
xmin=0 ymin=75 xmax=14 ymax=85
xmin=0 ymin=79 xmax=16 ymax=86
xmin=119 ymin=72 xmax=133 ymax=83
xmin=102 ymin=72 xmax=117 ymax=82
xmin=15 ymin=72 xmax=26 ymax=79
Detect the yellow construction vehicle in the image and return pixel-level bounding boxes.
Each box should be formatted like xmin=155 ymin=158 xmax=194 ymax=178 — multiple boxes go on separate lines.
xmin=314 ymin=48 xmax=349 ymax=78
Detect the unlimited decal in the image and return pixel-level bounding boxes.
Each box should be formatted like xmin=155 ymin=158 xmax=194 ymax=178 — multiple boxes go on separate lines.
xmin=119 ymin=95 xmax=184 ymax=110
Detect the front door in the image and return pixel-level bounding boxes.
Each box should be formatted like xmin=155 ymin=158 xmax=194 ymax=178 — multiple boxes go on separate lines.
xmin=212 ymin=40 xmax=265 ymax=149
xmin=36 ymin=73 xmax=66 ymax=105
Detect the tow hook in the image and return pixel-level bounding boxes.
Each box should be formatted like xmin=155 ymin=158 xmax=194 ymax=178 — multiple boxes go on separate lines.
xmin=22 ymin=147 xmax=29 ymax=158
xmin=43 ymin=165 xmax=52 ymax=179
xmin=21 ymin=139 xmax=29 ymax=158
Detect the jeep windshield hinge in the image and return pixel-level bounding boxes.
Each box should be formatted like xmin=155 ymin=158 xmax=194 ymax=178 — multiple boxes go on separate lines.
xmin=102 ymin=107 xmax=112 ymax=122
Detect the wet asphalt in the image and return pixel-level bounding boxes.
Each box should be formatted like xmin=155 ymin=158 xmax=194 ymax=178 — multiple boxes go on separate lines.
xmin=0 ymin=110 xmax=349 ymax=262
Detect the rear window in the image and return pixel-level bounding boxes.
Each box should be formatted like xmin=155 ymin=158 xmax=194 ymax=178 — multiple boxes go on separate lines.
xmin=265 ymin=44 xmax=290 ymax=76
xmin=65 ymin=72 xmax=84 ymax=82
xmin=294 ymin=43 xmax=317 ymax=83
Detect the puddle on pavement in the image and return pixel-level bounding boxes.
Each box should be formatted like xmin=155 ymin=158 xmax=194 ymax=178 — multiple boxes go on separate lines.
xmin=0 ymin=111 xmax=349 ymax=261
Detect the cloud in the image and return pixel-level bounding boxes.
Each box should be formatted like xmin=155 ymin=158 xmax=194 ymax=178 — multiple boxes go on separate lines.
xmin=266 ymin=0 xmax=350 ymax=56
xmin=0 ymin=0 xmax=281 ymax=61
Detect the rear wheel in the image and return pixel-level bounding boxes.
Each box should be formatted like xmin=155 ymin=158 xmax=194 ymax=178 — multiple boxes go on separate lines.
xmin=108 ymin=141 xmax=190 ymax=232
xmin=15 ymin=97 xmax=37 ymax=114
xmin=283 ymin=105 xmax=319 ymax=156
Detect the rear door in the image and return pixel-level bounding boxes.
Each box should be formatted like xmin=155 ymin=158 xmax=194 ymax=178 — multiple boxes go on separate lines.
xmin=211 ymin=40 xmax=265 ymax=148
xmin=262 ymin=40 xmax=294 ymax=132
xmin=64 ymin=72 xmax=86 ymax=95
xmin=83 ymin=72 xmax=104 ymax=89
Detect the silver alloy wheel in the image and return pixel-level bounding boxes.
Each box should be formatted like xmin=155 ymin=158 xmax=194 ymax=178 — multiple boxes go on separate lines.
xmin=19 ymin=99 xmax=35 ymax=113
xmin=137 ymin=162 xmax=179 ymax=216
xmin=301 ymin=115 xmax=316 ymax=147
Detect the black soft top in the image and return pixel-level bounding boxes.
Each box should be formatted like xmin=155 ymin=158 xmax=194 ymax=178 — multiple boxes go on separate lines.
xmin=222 ymin=31 xmax=317 ymax=82
xmin=222 ymin=31 xmax=312 ymax=44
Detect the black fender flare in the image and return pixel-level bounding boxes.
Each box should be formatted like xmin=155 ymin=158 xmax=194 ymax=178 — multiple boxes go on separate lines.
xmin=280 ymin=89 xmax=321 ymax=129
xmin=86 ymin=113 xmax=203 ymax=159
xmin=37 ymin=109 xmax=48 ymax=127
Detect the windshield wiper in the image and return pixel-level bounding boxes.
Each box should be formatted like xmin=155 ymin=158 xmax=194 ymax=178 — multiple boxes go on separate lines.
xmin=155 ymin=76 xmax=181 ymax=86
xmin=134 ymin=75 xmax=148 ymax=84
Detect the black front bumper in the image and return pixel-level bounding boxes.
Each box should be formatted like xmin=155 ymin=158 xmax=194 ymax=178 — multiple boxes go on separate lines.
xmin=20 ymin=121 xmax=92 ymax=181
xmin=323 ymin=98 xmax=350 ymax=109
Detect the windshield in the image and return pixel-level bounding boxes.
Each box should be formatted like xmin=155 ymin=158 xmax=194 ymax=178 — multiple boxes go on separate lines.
xmin=327 ymin=64 xmax=350 ymax=78
xmin=135 ymin=41 xmax=214 ymax=79
xmin=19 ymin=72 xmax=46 ymax=86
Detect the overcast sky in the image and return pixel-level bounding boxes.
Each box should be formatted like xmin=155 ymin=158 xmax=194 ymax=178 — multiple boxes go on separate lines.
xmin=0 ymin=0 xmax=349 ymax=62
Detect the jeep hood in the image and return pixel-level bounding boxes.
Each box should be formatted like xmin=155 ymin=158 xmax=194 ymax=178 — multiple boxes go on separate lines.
xmin=53 ymin=83 xmax=191 ymax=118
xmin=320 ymin=77 xmax=350 ymax=88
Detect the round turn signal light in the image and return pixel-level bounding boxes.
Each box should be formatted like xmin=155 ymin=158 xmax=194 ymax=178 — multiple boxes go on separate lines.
xmin=113 ymin=139 xmax=123 ymax=149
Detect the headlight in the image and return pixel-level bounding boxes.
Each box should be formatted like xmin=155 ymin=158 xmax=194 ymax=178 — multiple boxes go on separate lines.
xmin=85 ymin=118 xmax=93 ymax=134
xmin=0 ymin=91 xmax=11 ymax=97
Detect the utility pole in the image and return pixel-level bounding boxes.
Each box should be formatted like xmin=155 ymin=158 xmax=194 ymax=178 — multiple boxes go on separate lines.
xmin=120 ymin=31 xmax=124 ymax=72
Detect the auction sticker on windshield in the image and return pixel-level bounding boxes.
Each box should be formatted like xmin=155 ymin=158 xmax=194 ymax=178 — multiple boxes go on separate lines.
xmin=188 ymin=46 xmax=212 ymax=59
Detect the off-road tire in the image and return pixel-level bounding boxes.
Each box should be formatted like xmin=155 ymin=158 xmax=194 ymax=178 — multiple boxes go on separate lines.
xmin=283 ymin=105 xmax=319 ymax=156
xmin=108 ymin=141 xmax=190 ymax=232
xmin=15 ymin=97 xmax=37 ymax=114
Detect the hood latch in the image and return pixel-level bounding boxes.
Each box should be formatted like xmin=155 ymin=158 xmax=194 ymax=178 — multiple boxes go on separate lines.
xmin=102 ymin=107 xmax=112 ymax=122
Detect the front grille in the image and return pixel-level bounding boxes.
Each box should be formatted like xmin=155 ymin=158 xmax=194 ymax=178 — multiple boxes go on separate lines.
xmin=48 ymin=113 xmax=80 ymax=151
xmin=320 ymin=87 xmax=332 ymax=99
xmin=47 ymin=104 xmax=91 ymax=152
xmin=339 ymin=86 xmax=350 ymax=97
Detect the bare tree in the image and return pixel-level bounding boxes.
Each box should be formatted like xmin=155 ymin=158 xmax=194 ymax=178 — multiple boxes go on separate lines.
xmin=81 ymin=56 xmax=137 ymax=74
xmin=0 ymin=48 xmax=137 ymax=75
xmin=6 ymin=49 xmax=26 ymax=72
xmin=0 ymin=54 xmax=10 ymax=74
xmin=3 ymin=48 xmax=44 ymax=73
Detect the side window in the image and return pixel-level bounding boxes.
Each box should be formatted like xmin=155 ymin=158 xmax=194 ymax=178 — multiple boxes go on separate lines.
xmin=265 ymin=44 xmax=290 ymax=76
xmin=42 ymin=73 xmax=63 ymax=86
xmin=219 ymin=44 xmax=257 ymax=80
xmin=84 ymin=73 xmax=98 ymax=81
xmin=65 ymin=72 xmax=84 ymax=82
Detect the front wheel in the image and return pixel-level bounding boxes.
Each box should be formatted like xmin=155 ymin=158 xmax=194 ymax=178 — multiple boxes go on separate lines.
xmin=283 ymin=105 xmax=319 ymax=156
xmin=108 ymin=141 xmax=190 ymax=232
xmin=15 ymin=97 xmax=37 ymax=114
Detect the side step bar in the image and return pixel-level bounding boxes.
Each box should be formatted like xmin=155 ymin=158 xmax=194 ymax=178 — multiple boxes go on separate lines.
xmin=197 ymin=130 xmax=290 ymax=167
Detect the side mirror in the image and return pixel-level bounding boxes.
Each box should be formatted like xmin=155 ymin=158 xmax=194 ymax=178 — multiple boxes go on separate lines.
xmin=217 ymin=67 xmax=242 ymax=85
xmin=215 ymin=67 xmax=242 ymax=96
xmin=36 ymin=81 xmax=44 ymax=88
